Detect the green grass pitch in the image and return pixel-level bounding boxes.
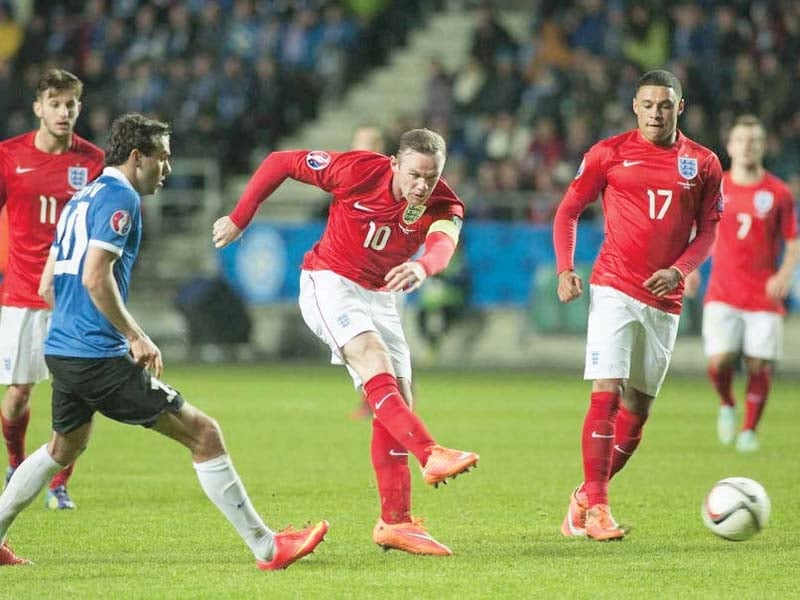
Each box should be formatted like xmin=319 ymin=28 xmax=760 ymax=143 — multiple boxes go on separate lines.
xmin=3 ymin=364 xmax=798 ymax=599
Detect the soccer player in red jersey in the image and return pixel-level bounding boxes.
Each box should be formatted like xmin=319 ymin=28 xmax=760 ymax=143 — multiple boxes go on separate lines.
xmin=0 ymin=69 xmax=105 ymax=509
xmin=553 ymin=70 xmax=723 ymax=540
xmin=691 ymin=115 xmax=799 ymax=452
xmin=213 ymin=128 xmax=479 ymax=556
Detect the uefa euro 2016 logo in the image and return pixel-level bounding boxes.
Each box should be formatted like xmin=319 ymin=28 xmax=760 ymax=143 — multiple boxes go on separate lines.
xmin=110 ymin=210 xmax=132 ymax=236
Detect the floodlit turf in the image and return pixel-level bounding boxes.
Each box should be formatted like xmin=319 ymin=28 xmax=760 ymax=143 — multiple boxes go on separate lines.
xmin=3 ymin=364 xmax=798 ymax=599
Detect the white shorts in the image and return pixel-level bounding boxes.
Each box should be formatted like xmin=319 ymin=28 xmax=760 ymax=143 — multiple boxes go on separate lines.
xmin=0 ymin=306 xmax=51 ymax=385
xmin=702 ymin=301 xmax=783 ymax=360
xmin=583 ymin=285 xmax=680 ymax=397
xmin=298 ymin=270 xmax=411 ymax=388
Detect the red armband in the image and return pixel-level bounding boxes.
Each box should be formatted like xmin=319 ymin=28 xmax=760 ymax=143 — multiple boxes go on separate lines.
xmin=416 ymin=232 xmax=456 ymax=276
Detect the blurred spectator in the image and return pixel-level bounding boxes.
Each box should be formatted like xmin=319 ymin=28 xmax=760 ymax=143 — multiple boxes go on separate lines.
xmin=0 ymin=4 xmax=23 ymax=63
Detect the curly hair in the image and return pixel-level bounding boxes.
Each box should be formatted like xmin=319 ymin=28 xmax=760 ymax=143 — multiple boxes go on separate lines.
xmin=105 ymin=113 xmax=171 ymax=167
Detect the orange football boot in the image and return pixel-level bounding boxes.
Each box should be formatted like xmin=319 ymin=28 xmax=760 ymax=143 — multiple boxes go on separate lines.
xmin=421 ymin=445 xmax=479 ymax=487
xmin=256 ymin=520 xmax=329 ymax=571
xmin=0 ymin=542 xmax=31 ymax=566
xmin=585 ymin=504 xmax=625 ymax=541
xmin=372 ymin=517 xmax=452 ymax=555
xmin=560 ymin=485 xmax=589 ymax=537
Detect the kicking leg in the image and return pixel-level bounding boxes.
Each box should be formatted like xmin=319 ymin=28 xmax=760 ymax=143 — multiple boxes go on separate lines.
xmin=151 ymin=402 xmax=327 ymax=570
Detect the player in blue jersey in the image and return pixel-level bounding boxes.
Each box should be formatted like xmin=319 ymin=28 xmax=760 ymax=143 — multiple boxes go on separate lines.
xmin=0 ymin=113 xmax=328 ymax=569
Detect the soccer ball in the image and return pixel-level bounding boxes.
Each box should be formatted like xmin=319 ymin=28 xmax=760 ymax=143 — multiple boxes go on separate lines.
xmin=701 ymin=477 xmax=770 ymax=541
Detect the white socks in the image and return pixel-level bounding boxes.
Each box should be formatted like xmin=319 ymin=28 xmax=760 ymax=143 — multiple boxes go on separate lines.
xmin=193 ymin=454 xmax=275 ymax=561
xmin=0 ymin=445 xmax=64 ymax=542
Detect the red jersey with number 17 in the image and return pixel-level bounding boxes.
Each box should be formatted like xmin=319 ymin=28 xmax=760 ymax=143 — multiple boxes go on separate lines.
xmin=0 ymin=132 xmax=105 ymax=308
xmin=704 ymin=171 xmax=797 ymax=314
xmin=554 ymin=129 xmax=722 ymax=314
xmin=229 ymin=150 xmax=464 ymax=290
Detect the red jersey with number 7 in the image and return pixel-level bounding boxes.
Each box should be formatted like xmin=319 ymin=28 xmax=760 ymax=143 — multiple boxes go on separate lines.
xmin=0 ymin=132 xmax=105 ymax=308
xmin=704 ymin=171 xmax=797 ymax=314
xmin=554 ymin=129 xmax=723 ymax=314
xmin=229 ymin=150 xmax=464 ymax=290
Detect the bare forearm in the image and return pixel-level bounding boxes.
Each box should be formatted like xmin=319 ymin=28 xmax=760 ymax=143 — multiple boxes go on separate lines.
xmin=777 ymin=239 xmax=800 ymax=276
xmin=85 ymin=276 xmax=145 ymax=342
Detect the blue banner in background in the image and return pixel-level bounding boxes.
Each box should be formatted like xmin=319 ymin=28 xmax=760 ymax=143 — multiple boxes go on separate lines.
xmin=217 ymin=221 xmax=604 ymax=307
xmin=218 ymin=221 xmax=796 ymax=310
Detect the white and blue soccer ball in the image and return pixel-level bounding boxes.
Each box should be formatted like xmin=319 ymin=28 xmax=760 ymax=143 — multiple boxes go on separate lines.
xmin=702 ymin=477 xmax=770 ymax=541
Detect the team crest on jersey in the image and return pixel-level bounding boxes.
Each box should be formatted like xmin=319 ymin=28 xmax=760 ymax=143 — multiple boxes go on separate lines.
xmin=753 ymin=190 xmax=774 ymax=215
xmin=110 ymin=210 xmax=132 ymax=236
xmin=677 ymin=156 xmax=698 ymax=180
xmin=402 ymin=204 xmax=427 ymax=224
xmin=574 ymin=157 xmax=585 ymax=179
xmin=68 ymin=166 xmax=89 ymax=189
xmin=306 ymin=151 xmax=331 ymax=170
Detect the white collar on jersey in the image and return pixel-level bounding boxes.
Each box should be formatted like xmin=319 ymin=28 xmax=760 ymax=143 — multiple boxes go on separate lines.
xmin=102 ymin=166 xmax=137 ymax=193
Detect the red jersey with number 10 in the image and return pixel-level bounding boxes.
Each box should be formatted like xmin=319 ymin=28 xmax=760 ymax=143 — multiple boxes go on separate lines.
xmin=704 ymin=171 xmax=797 ymax=314
xmin=555 ymin=129 xmax=722 ymax=313
xmin=230 ymin=150 xmax=464 ymax=290
xmin=0 ymin=132 xmax=105 ymax=308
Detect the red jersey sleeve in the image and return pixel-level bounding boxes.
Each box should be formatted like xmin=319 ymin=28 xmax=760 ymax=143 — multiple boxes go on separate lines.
xmin=672 ymin=153 xmax=723 ymax=275
xmin=779 ymin=186 xmax=798 ymax=241
xmin=0 ymin=147 xmax=8 ymax=212
xmin=229 ymin=150 xmax=365 ymax=229
xmin=553 ymin=144 xmax=609 ymax=273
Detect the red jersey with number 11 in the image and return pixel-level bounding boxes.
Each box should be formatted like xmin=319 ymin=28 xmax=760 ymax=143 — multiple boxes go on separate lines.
xmin=0 ymin=132 xmax=105 ymax=308
xmin=554 ymin=129 xmax=722 ymax=314
xmin=705 ymin=171 xmax=797 ymax=314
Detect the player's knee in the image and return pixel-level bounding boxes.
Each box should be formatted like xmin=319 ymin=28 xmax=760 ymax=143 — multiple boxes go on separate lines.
xmin=709 ymin=353 xmax=736 ymax=370
xmin=194 ymin=413 xmax=225 ymax=455
xmin=745 ymin=358 xmax=771 ymax=375
xmin=3 ymin=384 xmax=33 ymax=413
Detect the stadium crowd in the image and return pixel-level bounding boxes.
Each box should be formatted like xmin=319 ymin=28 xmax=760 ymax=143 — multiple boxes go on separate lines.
xmin=1 ymin=1 xmax=800 ymax=223
xmin=0 ymin=0 xmax=435 ymax=172
xmin=418 ymin=1 xmax=800 ymax=222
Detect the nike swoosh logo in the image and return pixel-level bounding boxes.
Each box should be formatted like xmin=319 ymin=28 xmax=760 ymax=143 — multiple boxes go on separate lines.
xmin=374 ymin=392 xmax=398 ymax=410
xmin=591 ymin=431 xmax=614 ymax=439
xmin=613 ymin=444 xmax=632 ymax=455
xmin=622 ymin=160 xmax=643 ymax=167
xmin=353 ymin=201 xmax=375 ymax=212
xmin=15 ymin=166 xmax=35 ymax=174
xmin=389 ymin=449 xmax=409 ymax=457
xmin=405 ymin=532 xmax=436 ymax=542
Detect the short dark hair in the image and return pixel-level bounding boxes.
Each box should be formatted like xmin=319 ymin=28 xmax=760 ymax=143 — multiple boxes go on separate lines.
xmin=105 ymin=113 xmax=171 ymax=167
xmin=397 ymin=128 xmax=447 ymax=161
xmin=35 ymin=68 xmax=83 ymax=100
xmin=732 ymin=114 xmax=764 ymax=129
xmin=636 ymin=69 xmax=682 ymax=100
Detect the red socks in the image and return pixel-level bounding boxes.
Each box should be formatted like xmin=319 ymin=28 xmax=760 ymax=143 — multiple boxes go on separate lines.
xmin=708 ymin=365 xmax=735 ymax=407
xmin=743 ymin=369 xmax=771 ymax=431
xmin=609 ymin=406 xmax=648 ymax=479
xmin=371 ymin=419 xmax=411 ymax=524
xmin=363 ymin=373 xmax=435 ymax=466
xmin=49 ymin=462 xmax=76 ymax=490
xmin=581 ymin=391 xmax=620 ymax=506
xmin=1 ymin=410 xmax=30 ymax=469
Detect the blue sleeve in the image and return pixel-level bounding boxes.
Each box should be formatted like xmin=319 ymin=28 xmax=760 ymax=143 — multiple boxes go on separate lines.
xmin=88 ymin=185 xmax=138 ymax=255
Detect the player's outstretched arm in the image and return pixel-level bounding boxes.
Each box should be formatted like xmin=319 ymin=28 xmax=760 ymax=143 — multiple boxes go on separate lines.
xmin=557 ymin=269 xmax=583 ymax=303
xmin=82 ymin=246 xmax=163 ymax=377
xmin=212 ymin=216 xmax=243 ymax=249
